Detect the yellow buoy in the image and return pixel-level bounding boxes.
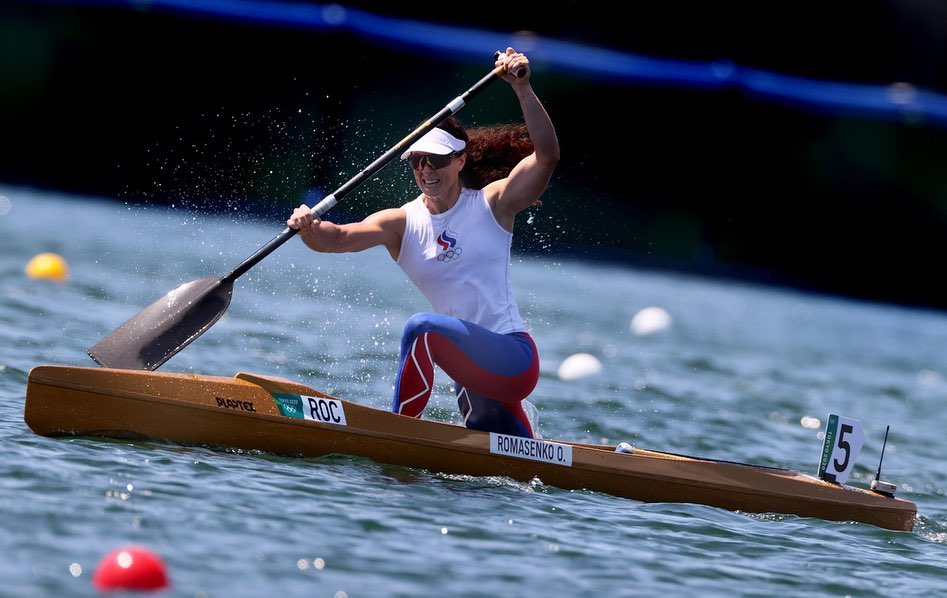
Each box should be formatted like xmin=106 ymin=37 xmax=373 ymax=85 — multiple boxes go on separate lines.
xmin=25 ymin=252 xmax=69 ymax=282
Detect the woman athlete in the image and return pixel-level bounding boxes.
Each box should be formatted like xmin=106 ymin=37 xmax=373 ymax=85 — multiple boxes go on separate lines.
xmin=287 ymin=47 xmax=560 ymax=438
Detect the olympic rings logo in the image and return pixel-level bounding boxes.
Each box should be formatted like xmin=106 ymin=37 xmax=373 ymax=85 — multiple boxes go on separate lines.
xmin=437 ymin=247 xmax=463 ymax=262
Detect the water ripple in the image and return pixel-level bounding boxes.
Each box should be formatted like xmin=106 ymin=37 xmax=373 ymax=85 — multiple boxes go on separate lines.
xmin=3 ymin=187 xmax=947 ymax=596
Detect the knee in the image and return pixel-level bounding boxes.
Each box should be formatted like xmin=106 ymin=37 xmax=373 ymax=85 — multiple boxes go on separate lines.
xmin=402 ymin=312 xmax=437 ymax=340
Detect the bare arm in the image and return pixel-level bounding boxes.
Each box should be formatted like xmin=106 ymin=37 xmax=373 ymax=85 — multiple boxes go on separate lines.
xmin=486 ymin=48 xmax=561 ymax=230
xmin=287 ymin=206 xmax=405 ymax=261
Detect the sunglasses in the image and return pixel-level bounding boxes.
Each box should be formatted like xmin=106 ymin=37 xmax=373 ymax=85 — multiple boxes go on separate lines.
xmin=407 ymin=153 xmax=458 ymax=171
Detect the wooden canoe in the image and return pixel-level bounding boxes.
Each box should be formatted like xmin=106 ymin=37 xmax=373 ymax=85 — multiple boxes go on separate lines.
xmin=24 ymin=365 xmax=917 ymax=531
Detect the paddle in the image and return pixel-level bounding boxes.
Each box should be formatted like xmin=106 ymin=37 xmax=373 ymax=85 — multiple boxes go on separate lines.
xmin=89 ymin=52 xmax=520 ymax=371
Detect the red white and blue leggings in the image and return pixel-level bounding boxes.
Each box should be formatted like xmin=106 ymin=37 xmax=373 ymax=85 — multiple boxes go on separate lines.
xmin=392 ymin=312 xmax=539 ymax=438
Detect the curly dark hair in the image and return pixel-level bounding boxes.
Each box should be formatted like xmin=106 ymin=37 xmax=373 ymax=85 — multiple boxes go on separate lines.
xmin=437 ymin=116 xmax=534 ymax=190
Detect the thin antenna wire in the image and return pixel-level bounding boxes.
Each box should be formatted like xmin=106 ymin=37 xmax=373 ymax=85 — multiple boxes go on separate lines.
xmin=875 ymin=425 xmax=890 ymax=482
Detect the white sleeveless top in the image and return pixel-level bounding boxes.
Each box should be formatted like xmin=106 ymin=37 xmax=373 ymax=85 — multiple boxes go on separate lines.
xmin=396 ymin=187 xmax=526 ymax=335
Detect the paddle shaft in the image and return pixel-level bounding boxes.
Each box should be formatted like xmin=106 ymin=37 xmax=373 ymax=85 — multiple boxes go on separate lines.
xmin=225 ymin=60 xmax=512 ymax=283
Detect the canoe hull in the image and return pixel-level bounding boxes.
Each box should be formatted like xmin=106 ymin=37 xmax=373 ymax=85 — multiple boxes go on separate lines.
xmin=24 ymin=365 xmax=917 ymax=531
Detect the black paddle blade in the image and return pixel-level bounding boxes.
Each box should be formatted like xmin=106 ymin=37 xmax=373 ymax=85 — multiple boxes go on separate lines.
xmin=88 ymin=276 xmax=234 ymax=370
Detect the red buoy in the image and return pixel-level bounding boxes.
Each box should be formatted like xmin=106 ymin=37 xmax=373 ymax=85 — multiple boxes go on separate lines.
xmin=93 ymin=545 xmax=169 ymax=592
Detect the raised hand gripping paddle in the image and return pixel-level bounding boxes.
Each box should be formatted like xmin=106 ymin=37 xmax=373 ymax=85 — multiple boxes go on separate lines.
xmin=89 ymin=52 xmax=518 ymax=370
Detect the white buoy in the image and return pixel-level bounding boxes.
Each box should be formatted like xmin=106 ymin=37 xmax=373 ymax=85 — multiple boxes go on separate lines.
xmin=630 ymin=306 xmax=672 ymax=336
xmin=557 ymin=352 xmax=602 ymax=381
xmin=615 ymin=442 xmax=635 ymax=454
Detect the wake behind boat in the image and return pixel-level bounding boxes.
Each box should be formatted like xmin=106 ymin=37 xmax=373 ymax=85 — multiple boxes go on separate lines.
xmin=24 ymin=365 xmax=916 ymax=531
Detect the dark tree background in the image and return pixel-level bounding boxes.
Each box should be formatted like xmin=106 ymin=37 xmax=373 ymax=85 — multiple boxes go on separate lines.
xmin=2 ymin=1 xmax=946 ymax=310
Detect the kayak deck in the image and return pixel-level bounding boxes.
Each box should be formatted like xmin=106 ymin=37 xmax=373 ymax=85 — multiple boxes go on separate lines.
xmin=24 ymin=365 xmax=917 ymax=531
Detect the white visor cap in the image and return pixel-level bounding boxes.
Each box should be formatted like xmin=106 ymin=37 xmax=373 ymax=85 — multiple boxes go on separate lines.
xmin=400 ymin=127 xmax=466 ymax=159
